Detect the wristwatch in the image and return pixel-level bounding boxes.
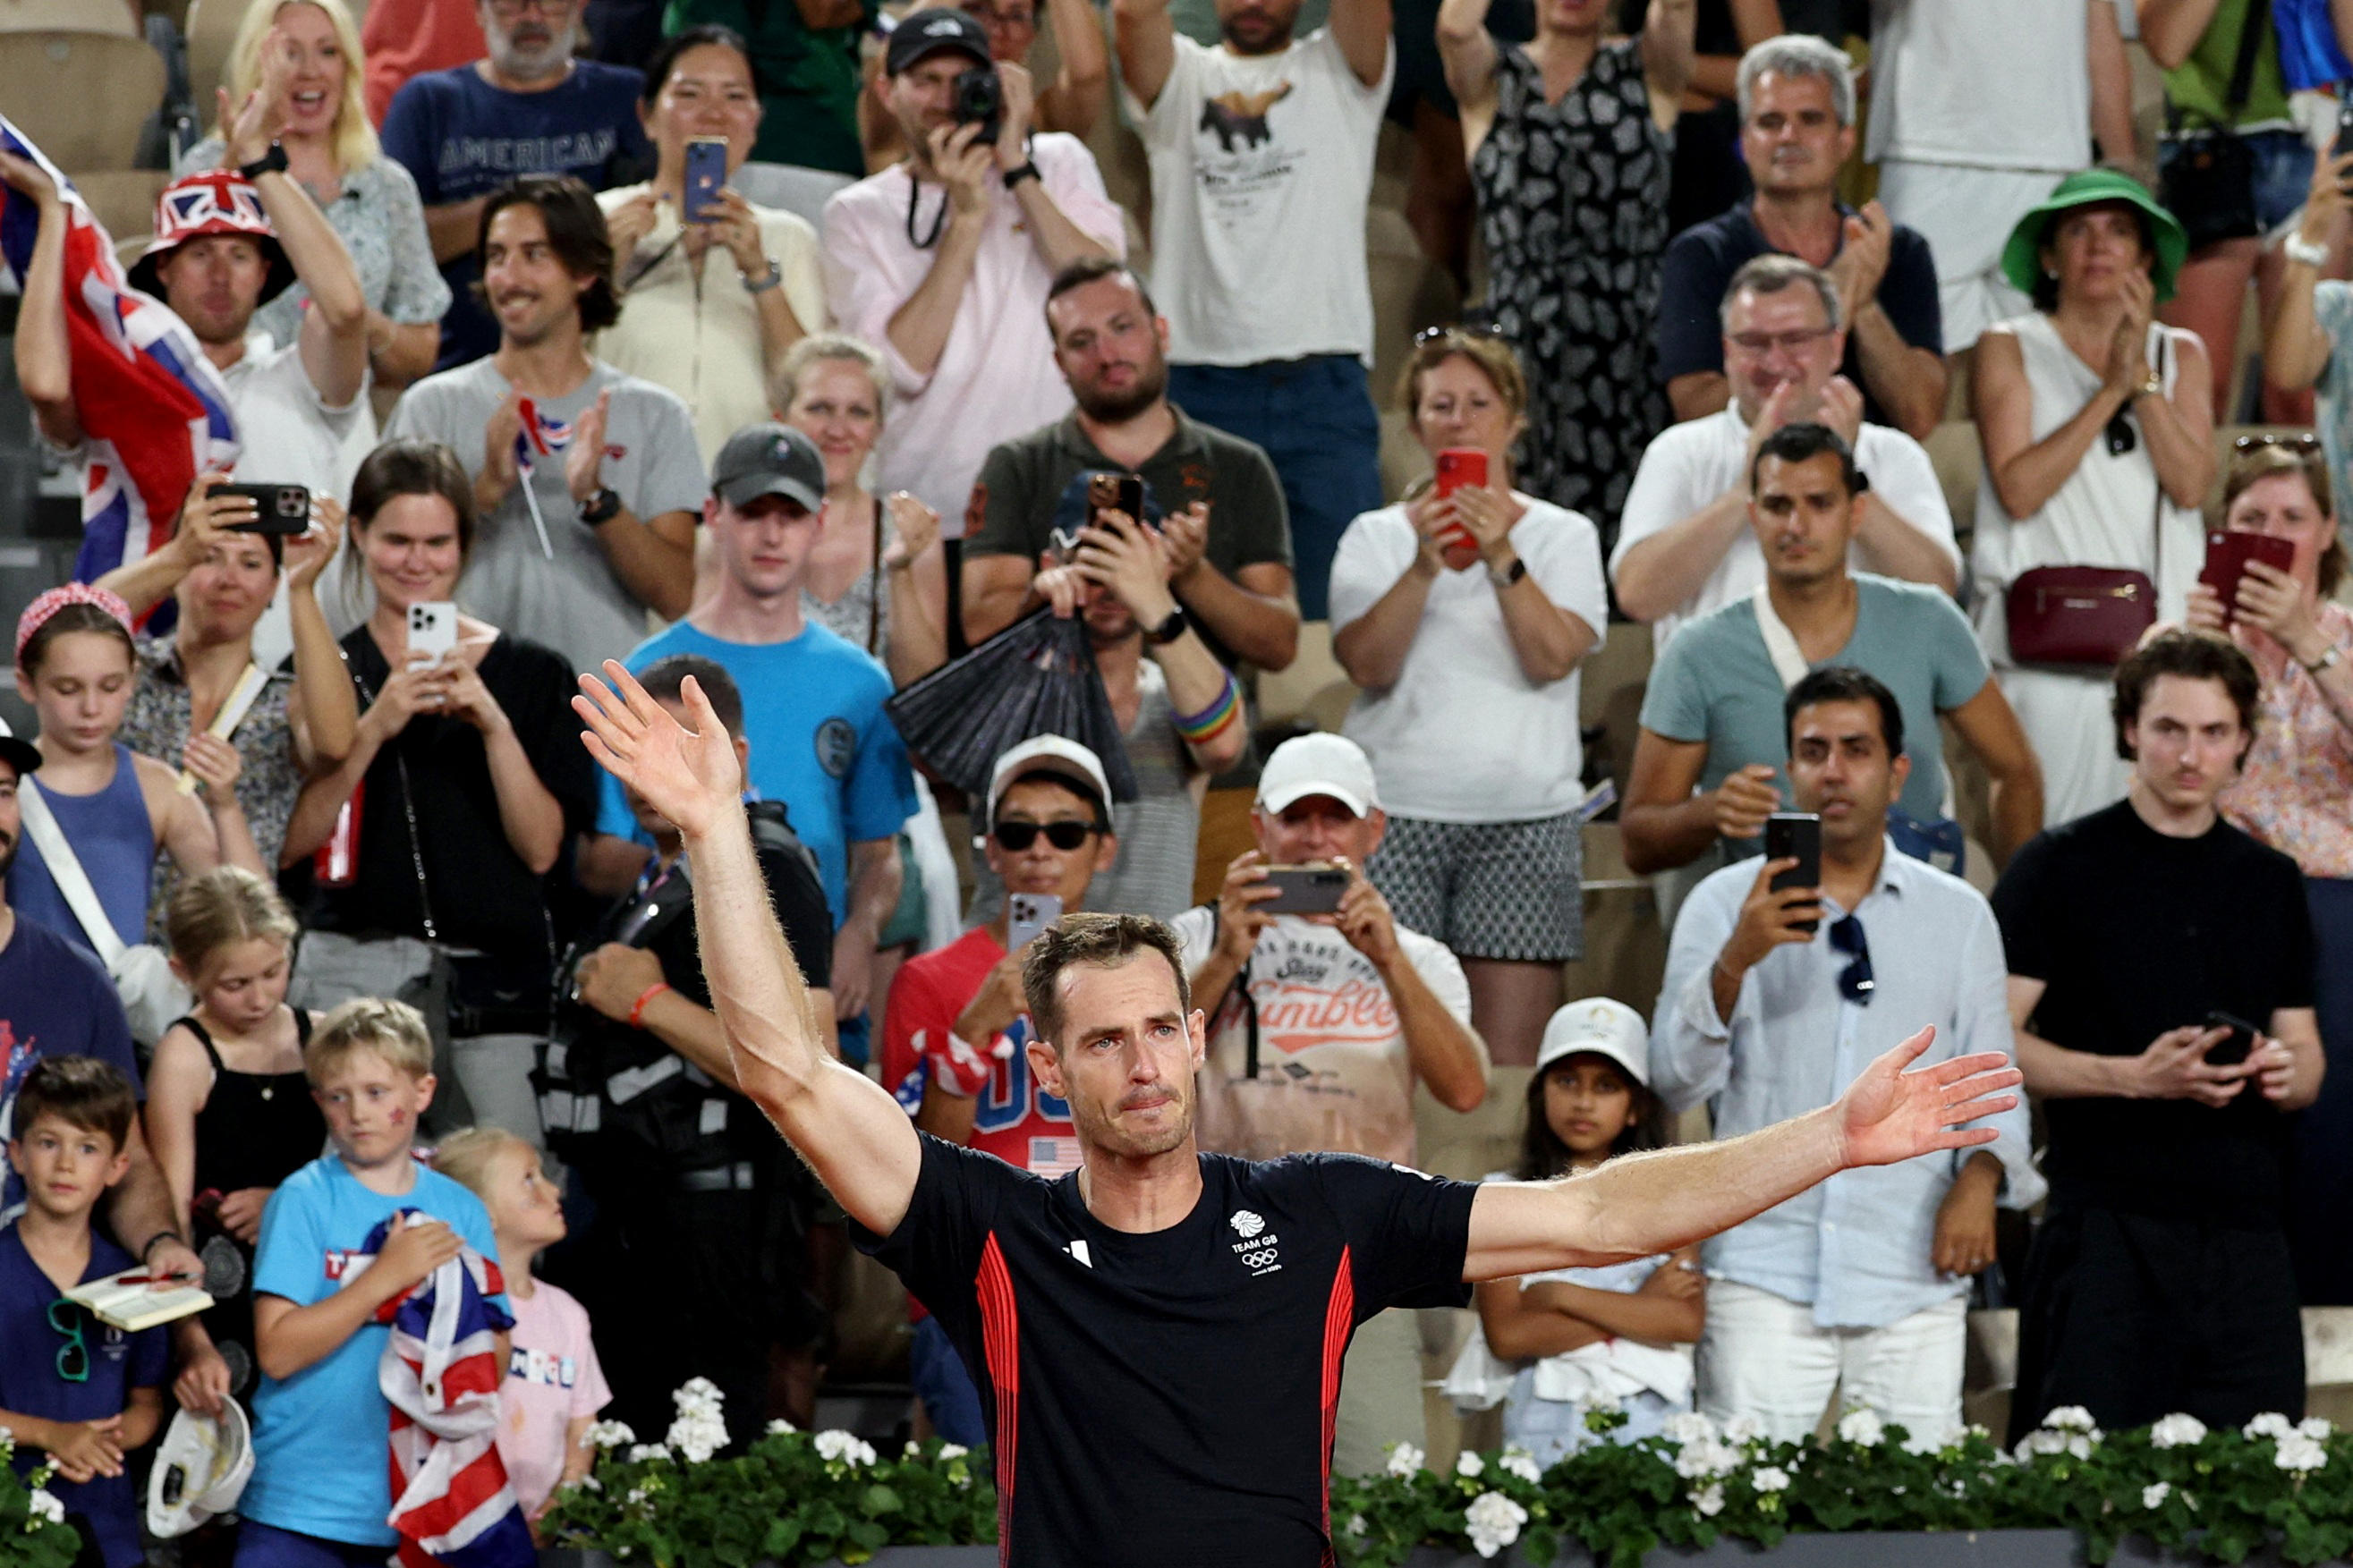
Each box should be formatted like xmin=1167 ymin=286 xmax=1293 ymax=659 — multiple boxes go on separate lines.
xmin=1146 ymin=605 xmax=1188 ymax=645
xmin=1002 ymin=160 xmax=1041 ymax=190
xmin=238 ymin=141 xmax=288 ymax=182
xmin=1488 ymin=554 xmax=1527 ymax=589
xmin=576 ymin=487 xmax=623 ymax=527
xmin=2285 ymin=233 xmax=2332 ymax=269
xmin=743 ymin=259 xmax=783 ymax=294
xmin=2135 ymin=369 xmax=2165 ymax=399
xmin=2306 ymin=643 xmax=2346 ymax=675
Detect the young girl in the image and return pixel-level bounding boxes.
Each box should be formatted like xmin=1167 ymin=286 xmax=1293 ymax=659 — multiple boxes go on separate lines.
xmin=143 ymin=867 xmax=327 ymax=1410
xmin=430 ymin=1128 xmax=610 ymax=1527
xmin=1447 ymin=998 xmax=1703 ymax=1467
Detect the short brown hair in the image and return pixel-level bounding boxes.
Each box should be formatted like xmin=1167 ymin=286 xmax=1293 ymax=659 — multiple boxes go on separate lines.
xmin=1396 ymin=330 xmax=1529 ymax=432
xmin=2112 ymin=628 xmax=2261 ymax=761
xmin=13 ymin=1056 xmax=136 ymax=1153
xmin=474 ymin=174 xmax=620 ymax=333
xmin=2221 ymin=441 xmax=2347 ymax=598
xmin=306 ymin=996 xmax=435 ymax=1085
xmin=1022 ymin=912 xmax=1191 ymax=1050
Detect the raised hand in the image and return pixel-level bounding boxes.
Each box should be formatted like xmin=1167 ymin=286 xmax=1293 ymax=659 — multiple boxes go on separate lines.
xmin=285 ymin=495 xmax=344 ymax=594
xmin=880 ymin=491 xmax=940 ymax=571
xmin=574 ymin=661 xmax=743 ymax=840
xmin=1834 ymin=1027 xmax=2022 ymax=1169
xmin=565 ymin=389 xmax=613 ymax=505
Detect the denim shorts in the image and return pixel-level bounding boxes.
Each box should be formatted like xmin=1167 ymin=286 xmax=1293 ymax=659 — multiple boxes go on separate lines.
xmin=2157 ymin=125 xmax=2315 ymax=238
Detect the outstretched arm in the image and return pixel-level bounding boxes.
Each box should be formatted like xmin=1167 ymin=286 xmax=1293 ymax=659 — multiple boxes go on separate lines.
xmin=573 ymin=664 xmax=922 ymax=1236
xmin=1462 ymin=1028 xmax=2019 ymax=1280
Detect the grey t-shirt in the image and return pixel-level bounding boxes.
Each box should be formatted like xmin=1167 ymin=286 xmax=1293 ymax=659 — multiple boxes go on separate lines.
xmin=383 ymin=358 xmax=708 ymax=672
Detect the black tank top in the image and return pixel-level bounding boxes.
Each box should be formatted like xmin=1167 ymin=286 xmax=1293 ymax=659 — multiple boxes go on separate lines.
xmin=178 ymin=1011 xmax=328 ymax=1196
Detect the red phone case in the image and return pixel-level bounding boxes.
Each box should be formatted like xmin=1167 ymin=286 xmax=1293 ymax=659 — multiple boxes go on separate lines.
xmin=2201 ymin=531 xmax=2298 ymax=623
xmin=1432 ymin=449 xmax=1485 ymax=567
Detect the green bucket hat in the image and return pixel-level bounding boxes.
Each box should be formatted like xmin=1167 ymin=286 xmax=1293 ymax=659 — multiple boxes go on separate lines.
xmin=1999 ymin=168 xmax=2190 ymax=303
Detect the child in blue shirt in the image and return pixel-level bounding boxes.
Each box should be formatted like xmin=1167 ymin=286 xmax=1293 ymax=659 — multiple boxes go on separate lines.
xmin=236 ymin=999 xmax=505 ymax=1568
xmin=0 ymin=1056 xmax=168 ymax=1568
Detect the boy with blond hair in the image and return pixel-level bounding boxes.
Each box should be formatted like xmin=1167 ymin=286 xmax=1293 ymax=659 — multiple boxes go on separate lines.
xmin=237 ymin=999 xmax=505 ymax=1568
xmin=0 ymin=1056 xmax=168 ymax=1568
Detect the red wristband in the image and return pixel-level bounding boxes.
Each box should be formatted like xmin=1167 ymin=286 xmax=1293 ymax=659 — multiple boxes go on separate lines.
xmin=626 ymin=982 xmax=672 ymax=1029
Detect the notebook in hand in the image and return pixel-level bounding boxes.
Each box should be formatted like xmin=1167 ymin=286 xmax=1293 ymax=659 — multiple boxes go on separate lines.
xmin=64 ymin=1267 xmax=214 ymax=1332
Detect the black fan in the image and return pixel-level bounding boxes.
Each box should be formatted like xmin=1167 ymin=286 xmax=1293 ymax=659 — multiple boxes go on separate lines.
xmin=884 ymin=609 xmax=1140 ymax=802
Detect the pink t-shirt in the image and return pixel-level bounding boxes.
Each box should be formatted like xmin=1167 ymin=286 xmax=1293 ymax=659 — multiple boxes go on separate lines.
xmin=497 ymin=1279 xmax=610 ymax=1515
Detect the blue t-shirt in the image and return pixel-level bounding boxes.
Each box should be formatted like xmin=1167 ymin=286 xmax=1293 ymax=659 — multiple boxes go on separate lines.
xmin=1636 ymin=573 xmax=1989 ymax=827
xmin=378 ymin=60 xmax=652 ymax=371
xmin=241 ymin=1157 xmax=504 ymax=1547
xmin=0 ymin=1225 xmax=167 ymax=1568
xmin=0 ymin=920 xmax=138 ymax=1222
xmin=592 ymin=619 xmax=918 ymax=926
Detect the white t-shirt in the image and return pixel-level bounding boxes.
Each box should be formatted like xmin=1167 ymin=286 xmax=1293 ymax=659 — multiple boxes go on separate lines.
xmin=1865 ymin=0 xmax=2096 ymax=173
xmin=1610 ymin=407 xmax=1959 ymax=652
xmin=1327 ymin=496 xmax=1609 ymax=822
xmin=1131 ymin=29 xmax=1394 ymax=367
xmin=1167 ymin=906 xmax=1480 ymax=1166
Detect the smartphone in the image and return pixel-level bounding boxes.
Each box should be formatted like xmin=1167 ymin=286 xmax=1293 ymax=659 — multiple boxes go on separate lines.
xmin=1261 ymin=864 xmax=1350 ymax=916
xmin=2204 ymin=1009 xmax=2262 ymax=1067
xmin=2335 ymin=96 xmax=2353 ymax=164
xmin=1431 ymin=447 xmax=1485 ymax=568
xmin=1007 ymin=891 xmax=1063 ymax=952
xmin=406 ymin=600 xmax=458 ymax=669
xmin=2201 ymin=530 xmax=2298 ymax=625
xmin=209 ymin=480 xmax=311 ymax=534
xmin=1763 ymin=812 xmax=1823 ymax=937
xmin=684 ymin=137 xmax=728 ymax=224
xmin=1086 ymin=472 xmax=1146 ymax=528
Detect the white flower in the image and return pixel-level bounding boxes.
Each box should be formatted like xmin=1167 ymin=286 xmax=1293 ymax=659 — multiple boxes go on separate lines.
xmin=1457 ymin=1450 xmax=1485 ymax=1479
xmin=624 ymin=1444 xmax=670 ymax=1463
xmin=2245 ymin=1412 xmax=2296 ymax=1440
xmin=814 ymin=1429 xmax=878 ymax=1467
xmin=1346 ymin=1514 xmax=1368 ymax=1538
xmin=2150 ymin=1414 xmax=2208 ymax=1450
xmin=1752 ymin=1466 xmax=1790 ymax=1494
xmin=578 ymin=1476 xmax=602 ymax=1493
xmin=587 ymin=1420 xmax=636 ymax=1450
xmin=24 ymin=1490 xmax=64 ymax=1528
xmin=1662 ymin=1411 xmax=1719 ymax=1447
xmin=766 ymin=1419 xmax=797 ymax=1437
xmin=1901 ymin=1426 xmax=1962 ymax=1457
xmin=667 ymin=1411 xmax=726 ymax=1465
xmin=1464 ymin=1491 xmax=1528 ymax=1560
xmin=939 ymin=1444 xmax=969 ymax=1461
xmin=2276 ymin=1432 xmax=2328 ymax=1474
xmin=2042 ymin=1406 xmax=2097 ymax=1433
xmin=2302 ymin=1417 xmax=2335 ymax=1441
xmin=1721 ymin=1414 xmax=1764 ymax=1447
xmin=1674 ymin=1438 xmax=1739 ymax=1480
xmin=2014 ymin=1429 xmax=2093 ymax=1462
xmin=1690 ymin=1483 xmax=1725 ymax=1518
xmin=1498 ymin=1446 xmax=1543 ymax=1485
xmin=2143 ymin=1482 xmax=2172 ymax=1510
xmin=1385 ymin=1442 xmax=1425 ymax=1478
xmin=1837 ymin=1409 xmax=1885 ymax=1448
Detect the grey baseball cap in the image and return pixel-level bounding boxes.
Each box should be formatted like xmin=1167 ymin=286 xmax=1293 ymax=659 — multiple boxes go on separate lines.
xmin=711 ymin=422 xmax=826 ymax=513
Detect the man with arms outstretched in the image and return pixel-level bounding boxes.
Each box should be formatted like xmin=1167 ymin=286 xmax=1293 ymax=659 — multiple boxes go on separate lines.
xmin=572 ymin=663 xmax=2024 ymax=1568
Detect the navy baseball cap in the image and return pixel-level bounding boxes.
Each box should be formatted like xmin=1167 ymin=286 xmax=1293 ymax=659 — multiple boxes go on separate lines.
xmin=886 ymin=9 xmax=991 ymax=75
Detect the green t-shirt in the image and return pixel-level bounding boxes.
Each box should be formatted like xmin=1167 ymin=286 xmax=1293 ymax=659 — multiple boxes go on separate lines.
xmin=2161 ymin=0 xmax=2291 ymax=131
xmin=664 ymin=0 xmax=874 ymax=175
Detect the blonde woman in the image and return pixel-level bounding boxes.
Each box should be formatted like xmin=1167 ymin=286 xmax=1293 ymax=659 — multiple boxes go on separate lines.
xmin=180 ymin=0 xmax=449 ymax=393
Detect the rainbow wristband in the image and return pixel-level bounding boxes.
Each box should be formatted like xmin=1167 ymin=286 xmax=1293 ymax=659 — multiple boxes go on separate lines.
xmin=1172 ymin=673 xmax=1242 ymax=744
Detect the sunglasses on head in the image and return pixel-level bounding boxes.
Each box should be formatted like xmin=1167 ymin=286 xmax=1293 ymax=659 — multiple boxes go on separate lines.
xmin=1830 ymin=914 xmax=1874 ymax=1005
xmin=2234 ymin=431 xmax=2322 ymax=455
xmin=1413 ymin=323 xmax=1505 ymax=347
xmin=992 ymin=819 xmax=1099 ymax=852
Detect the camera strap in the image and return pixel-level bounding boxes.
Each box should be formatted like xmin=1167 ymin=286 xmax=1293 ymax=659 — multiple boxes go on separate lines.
xmin=905 ymin=172 xmax=949 ymax=250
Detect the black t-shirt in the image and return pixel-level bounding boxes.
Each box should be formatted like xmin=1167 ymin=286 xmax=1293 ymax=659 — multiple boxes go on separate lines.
xmin=1653 ymin=201 xmax=1944 ymax=428
xmin=858 ymin=1136 xmax=1477 ymax=1568
xmin=1992 ymin=801 xmax=2317 ymax=1221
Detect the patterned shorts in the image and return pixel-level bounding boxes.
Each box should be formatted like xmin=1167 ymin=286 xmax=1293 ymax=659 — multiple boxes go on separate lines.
xmin=1366 ymin=812 xmax=1583 ymax=963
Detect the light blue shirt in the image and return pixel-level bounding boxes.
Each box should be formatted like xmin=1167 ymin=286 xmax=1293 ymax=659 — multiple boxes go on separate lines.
xmin=1649 ymin=841 xmax=2044 ymax=1330
xmin=242 ymin=1157 xmax=504 ymax=1547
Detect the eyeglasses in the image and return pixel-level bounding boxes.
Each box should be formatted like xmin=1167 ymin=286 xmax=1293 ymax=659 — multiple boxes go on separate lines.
xmin=2104 ymin=411 xmax=2136 ymax=458
xmin=1829 ymin=915 xmax=1874 ymax=1005
xmin=2234 ymin=431 xmax=2322 ymax=454
xmin=48 ymin=1298 xmax=88 ymax=1384
xmin=1727 ymin=326 xmax=1835 ymax=355
xmin=992 ymin=819 xmax=1099 ymax=852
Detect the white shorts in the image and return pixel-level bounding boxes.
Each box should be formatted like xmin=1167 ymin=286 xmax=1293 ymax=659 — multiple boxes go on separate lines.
xmin=1877 ymin=162 xmax=2073 ymax=352
xmin=1696 ymin=1279 xmax=1967 ymax=1446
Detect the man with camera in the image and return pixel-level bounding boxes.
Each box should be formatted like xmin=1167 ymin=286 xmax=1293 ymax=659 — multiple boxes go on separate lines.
xmin=1168 ymin=730 xmax=1488 ymax=1473
xmin=820 ymin=9 xmax=1124 ymax=526
xmin=1994 ymin=629 xmax=2324 ymax=1438
xmin=1651 ymin=665 xmax=2037 ymax=1444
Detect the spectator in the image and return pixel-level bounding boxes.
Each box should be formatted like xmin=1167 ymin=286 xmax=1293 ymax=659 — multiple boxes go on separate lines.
xmin=1652 ymin=666 xmax=2040 ymax=1444
xmin=778 ymin=335 xmax=951 ymax=686
xmin=579 ymin=423 xmax=915 ymax=1051
xmin=5 ymin=152 xmax=368 ymax=673
xmin=380 ymin=0 xmax=652 ymax=374
xmin=1997 ymin=630 xmax=2323 ymax=1437
xmin=1657 ymin=1 xmax=1772 ymax=242
xmin=9 ymin=589 xmax=265 ymax=965
xmin=2184 ymin=440 xmax=2353 ymax=1304
xmin=666 ymin=0 xmax=874 ymax=178
xmin=2260 ymin=150 xmax=2353 ymax=494
xmin=1972 ymin=170 xmax=2213 ymax=828
xmin=1329 ymin=330 xmax=1605 ymax=1066
xmin=962 ymin=258 xmax=1301 ymax=673
xmin=822 ymin=9 xmax=1122 ymax=525
xmin=1657 ymin=35 xmax=1946 ymax=441
xmin=545 ymin=654 xmax=837 ymax=1441
xmin=1169 ymin=730 xmax=1487 ymax=1472
xmin=361 ymin=0 xmax=484 ymax=123
xmin=100 ymin=487 xmax=356 ymax=892
xmin=1115 ymin=0 xmax=1392 ymax=619
xmin=1438 ymin=0 xmax=1690 ymax=542
xmin=1621 ymin=424 xmax=2044 ymax=885
xmin=1867 ymin=0 xmax=2135 ymax=355
xmin=879 ymin=734 xmax=1121 ymax=1444
xmin=861 ymin=0 xmax=1115 ymax=166
xmin=2141 ymin=0 xmax=2305 ymax=420
xmin=184 ymin=0 xmax=453 ymax=399
xmin=0 ymin=1058 xmax=168 ymax=1568
xmin=385 ymin=174 xmax=707 ymax=675
xmin=1616 ymin=255 xmax=1960 ymax=652
xmin=141 ymin=869 xmax=327 ymax=1416
xmin=599 ymin=26 xmax=828 ymax=464
xmin=280 ymin=441 xmax=597 ymax=1140
xmin=237 ymin=999 xmax=506 ymax=1564
xmin=1445 ymin=999 xmax=1699 ymax=1468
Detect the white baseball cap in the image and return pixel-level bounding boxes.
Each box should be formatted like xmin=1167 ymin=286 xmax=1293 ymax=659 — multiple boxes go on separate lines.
xmin=148 ymin=1401 xmax=253 ymax=1538
xmin=1535 ymin=997 xmax=1651 ymax=1087
xmin=987 ymin=734 xmax=1113 ymax=825
xmin=1256 ymin=733 xmax=1380 ymax=817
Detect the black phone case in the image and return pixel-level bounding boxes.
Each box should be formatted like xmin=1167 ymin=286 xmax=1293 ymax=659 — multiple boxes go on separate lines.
xmin=1764 ymin=815 xmax=1822 ymax=936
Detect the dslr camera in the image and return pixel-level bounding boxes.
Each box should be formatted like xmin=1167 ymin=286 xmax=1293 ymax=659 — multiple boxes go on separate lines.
xmin=954 ymin=64 xmax=1003 ymax=147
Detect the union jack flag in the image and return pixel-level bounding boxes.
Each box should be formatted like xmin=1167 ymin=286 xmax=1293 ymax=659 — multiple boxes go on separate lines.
xmin=0 ymin=117 xmax=238 ymax=593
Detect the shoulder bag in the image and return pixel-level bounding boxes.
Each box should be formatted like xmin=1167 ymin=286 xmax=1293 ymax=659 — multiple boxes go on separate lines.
xmin=13 ymin=776 xmax=191 ymax=1047
xmin=2157 ymin=3 xmax=2270 ymax=253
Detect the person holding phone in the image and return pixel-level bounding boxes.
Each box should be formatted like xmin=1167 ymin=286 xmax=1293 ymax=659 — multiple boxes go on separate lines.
xmin=2259 ymin=149 xmax=2353 ymax=494
xmin=1651 ymin=665 xmax=2039 ymax=1445
xmin=1993 ymin=629 xmax=2324 ymax=1437
xmin=2181 ymin=440 xmax=2353 ymax=1303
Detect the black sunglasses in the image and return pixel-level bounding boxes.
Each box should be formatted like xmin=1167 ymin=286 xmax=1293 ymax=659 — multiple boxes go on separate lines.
xmin=992 ymin=819 xmax=1099 ymax=852
xmin=1830 ymin=914 xmax=1874 ymax=1005
xmin=2104 ymin=410 xmax=2136 ymax=458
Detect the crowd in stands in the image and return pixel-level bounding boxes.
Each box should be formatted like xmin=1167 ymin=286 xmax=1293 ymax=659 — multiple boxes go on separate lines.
xmin=4 ymin=0 xmax=2353 ymax=1563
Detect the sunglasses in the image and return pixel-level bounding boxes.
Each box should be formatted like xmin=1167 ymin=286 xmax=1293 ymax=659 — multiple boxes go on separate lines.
xmin=48 ymin=1297 xmax=89 ymax=1384
xmin=1830 ymin=914 xmax=1874 ymax=1005
xmin=992 ymin=819 xmax=1099 ymax=852
xmin=2234 ymin=431 xmax=2322 ymax=454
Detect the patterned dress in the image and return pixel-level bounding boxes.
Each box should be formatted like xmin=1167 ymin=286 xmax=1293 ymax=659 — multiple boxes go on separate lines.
xmin=1470 ymin=38 xmax=1672 ymax=545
